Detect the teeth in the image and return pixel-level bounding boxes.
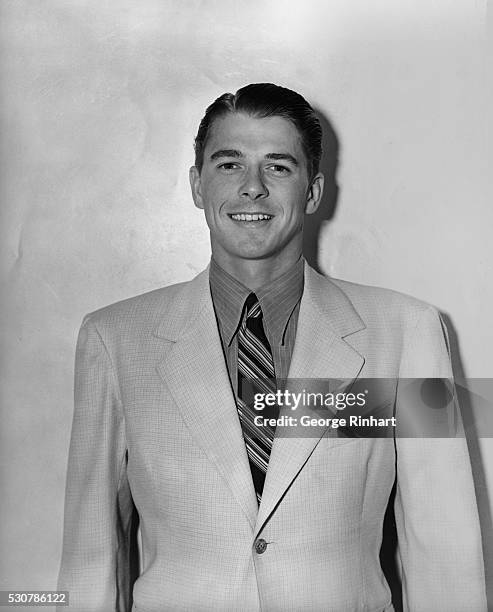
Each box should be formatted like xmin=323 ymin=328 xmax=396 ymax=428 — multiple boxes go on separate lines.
xmin=231 ymin=213 xmax=272 ymax=221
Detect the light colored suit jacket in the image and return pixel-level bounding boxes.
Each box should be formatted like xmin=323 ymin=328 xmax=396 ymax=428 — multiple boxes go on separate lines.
xmin=58 ymin=263 xmax=486 ymax=611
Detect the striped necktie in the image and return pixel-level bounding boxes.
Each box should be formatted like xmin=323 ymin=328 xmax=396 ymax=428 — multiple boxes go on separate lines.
xmin=237 ymin=292 xmax=278 ymax=505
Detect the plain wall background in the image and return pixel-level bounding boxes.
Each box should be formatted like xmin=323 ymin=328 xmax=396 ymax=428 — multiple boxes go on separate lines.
xmin=1 ymin=0 xmax=491 ymax=607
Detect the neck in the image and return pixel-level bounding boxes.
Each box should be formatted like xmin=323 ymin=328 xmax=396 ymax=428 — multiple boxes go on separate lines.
xmin=211 ymin=248 xmax=303 ymax=290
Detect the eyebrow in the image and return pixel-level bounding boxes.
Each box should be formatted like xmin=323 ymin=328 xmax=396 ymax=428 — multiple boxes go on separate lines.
xmin=210 ymin=149 xmax=243 ymax=161
xmin=209 ymin=150 xmax=299 ymax=165
xmin=265 ymin=152 xmax=299 ymax=166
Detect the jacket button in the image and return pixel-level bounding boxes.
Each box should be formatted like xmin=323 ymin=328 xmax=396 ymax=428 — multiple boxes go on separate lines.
xmin=254 ymin=538 xmax=268 ymax=554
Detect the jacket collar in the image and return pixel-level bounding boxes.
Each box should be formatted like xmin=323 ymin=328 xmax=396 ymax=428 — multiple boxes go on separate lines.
xmin=154 ymin=262 xmax=365 ymax=342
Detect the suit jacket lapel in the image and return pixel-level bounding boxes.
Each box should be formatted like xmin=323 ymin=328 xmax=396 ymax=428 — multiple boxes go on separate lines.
xmin=254 ymin=264 xmax=367 ymax=537
xmin=154 ymin=268 xmax=258 ymax=530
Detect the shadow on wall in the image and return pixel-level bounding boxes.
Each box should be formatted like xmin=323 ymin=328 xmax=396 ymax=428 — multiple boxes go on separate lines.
xmin=302 ymin=109 xmax=340 ymax=273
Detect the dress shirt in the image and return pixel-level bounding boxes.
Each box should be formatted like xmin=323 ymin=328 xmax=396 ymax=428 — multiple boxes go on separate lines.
xmin=209 ymin=257 xmax=304 ymax=396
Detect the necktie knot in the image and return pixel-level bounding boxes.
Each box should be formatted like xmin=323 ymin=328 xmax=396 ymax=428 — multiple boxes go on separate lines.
xmin=244 ymin=292 xmax=262 ymax=320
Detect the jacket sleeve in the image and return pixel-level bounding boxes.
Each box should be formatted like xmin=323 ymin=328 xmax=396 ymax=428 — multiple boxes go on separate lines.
xmin=57 ymin=317 xmax=137 ymax=612
xmin=394 ymin=306 xmax=487 ymax=612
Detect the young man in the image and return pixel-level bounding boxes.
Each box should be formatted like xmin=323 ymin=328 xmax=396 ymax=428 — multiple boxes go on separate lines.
xmin=58 ymin=84 xmax=486 ymax=611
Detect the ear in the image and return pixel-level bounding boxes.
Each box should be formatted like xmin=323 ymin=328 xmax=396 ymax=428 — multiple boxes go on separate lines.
xmin=305 ymin=172 xmax=324 ymax=215
xmin=189 ymin=166 xmax=204 ymax=209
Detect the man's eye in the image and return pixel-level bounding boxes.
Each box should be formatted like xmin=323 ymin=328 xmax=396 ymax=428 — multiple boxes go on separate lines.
xmin=218 ymin=163 xmax=240 ymax=171
xmin=268 ymin=165 xmax=290 ymax=174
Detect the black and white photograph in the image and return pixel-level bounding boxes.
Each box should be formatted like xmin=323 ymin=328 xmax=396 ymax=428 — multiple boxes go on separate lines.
xmin=1 ymin=2 xmax=492 ymax=611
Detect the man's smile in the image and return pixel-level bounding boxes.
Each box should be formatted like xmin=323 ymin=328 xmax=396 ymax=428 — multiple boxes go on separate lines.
xmin=228 ymin=213 xmax=274 ymax=222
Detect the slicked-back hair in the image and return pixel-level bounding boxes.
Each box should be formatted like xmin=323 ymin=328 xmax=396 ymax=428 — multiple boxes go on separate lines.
xmin=194 ymin=83 xmax=322 ymax=180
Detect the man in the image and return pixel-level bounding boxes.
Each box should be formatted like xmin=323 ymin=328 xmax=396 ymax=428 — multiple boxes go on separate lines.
xmin=58 ymin=84 xmax=486 ymax=611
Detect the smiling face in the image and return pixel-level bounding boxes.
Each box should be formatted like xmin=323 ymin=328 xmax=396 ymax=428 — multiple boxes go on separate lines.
xmin=189 ymin=112 xmax=324 ymax=276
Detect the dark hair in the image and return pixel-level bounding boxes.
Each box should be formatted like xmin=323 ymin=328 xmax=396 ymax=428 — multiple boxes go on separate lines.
xmin=194 ymin=83 xmax=322 ymax=180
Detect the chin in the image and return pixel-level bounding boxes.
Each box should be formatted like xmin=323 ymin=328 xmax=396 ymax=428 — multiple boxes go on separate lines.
xmin=231 ymin=247 xmax=283 ymax=261
xmin=214 ymin=236 xmax=289 ymax=262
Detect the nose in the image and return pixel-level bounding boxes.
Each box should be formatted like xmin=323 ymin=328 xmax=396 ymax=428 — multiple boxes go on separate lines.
xmin=239 ymin=167 xmax=269 ymax=200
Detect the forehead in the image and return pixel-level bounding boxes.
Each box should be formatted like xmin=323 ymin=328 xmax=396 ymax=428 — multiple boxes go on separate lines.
xmin=204 ymin=112 xmax=304 ymax=158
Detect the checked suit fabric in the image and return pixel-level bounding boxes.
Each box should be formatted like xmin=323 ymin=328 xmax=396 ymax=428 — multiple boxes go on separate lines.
xmin=237 ymin=292 xmax=278 ymax=504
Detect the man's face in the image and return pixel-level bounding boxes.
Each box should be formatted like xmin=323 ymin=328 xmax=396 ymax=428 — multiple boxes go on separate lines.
xmin=190 ymin=112 xmax=323 ymax=267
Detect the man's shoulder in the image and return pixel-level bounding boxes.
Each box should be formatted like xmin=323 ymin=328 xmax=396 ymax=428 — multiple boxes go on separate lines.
xmin=329 ymin=275 xmax=437 ymax=313
xmin=316 ymin=271 xmax=442 ymax=332
xmin=319 ymin=274 xmax=450 ymax=373
xmin=80 ymin=271 xmax=207 ymax=335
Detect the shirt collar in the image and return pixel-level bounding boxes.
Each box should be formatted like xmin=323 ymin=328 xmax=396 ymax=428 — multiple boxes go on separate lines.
xmin=209 ymin=256 xmax=305 ymax=347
